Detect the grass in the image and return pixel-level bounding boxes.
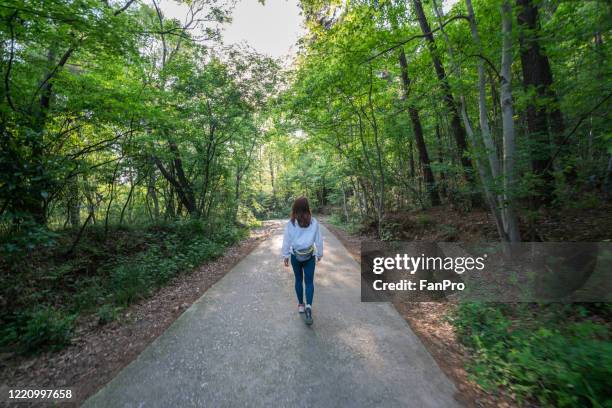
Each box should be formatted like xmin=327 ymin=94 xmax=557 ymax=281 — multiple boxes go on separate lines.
xmin=0 ymin=219 xmax=247 ymax=354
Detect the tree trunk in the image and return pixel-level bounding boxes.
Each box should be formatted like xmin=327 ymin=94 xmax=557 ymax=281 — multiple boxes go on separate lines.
xmin=354 ymin=110 xmax=379 ymax=222
xmin=462 ymin=0 xmax=507 ymax=239
xmin=233 ymin=170 xmax=242 ymax=223
xmin=351 ymin=177 xmax=365 ymax=219
xmin=500 ymin=0 xmax=521 ymax=242
xmin=466 ymin=0 xmax=501 ymax=182
xmin=147 ymin=158 xmax=160 ymax=219
xmin=408 ymin=139 xmax=415 ymax=180
xmin=399 ymin=49 xmax=440 ymax=206
xmin=435 ymin=123 xmax=447 ymax=199
xmin=67 ymin=175 xmax=80 ymax=228
xmin=268 ymin=155 xmax=276 ymax=205
xmin=104 ymin=160 xmax=121 ymax=236
xmin=165 ymin=185 xmax=176 ymax=219
xmin=120 ymin=173 xmax=138 ymax=225
xmin=412 ymin=0 xmax=474 ymax=187
xmin=153 ymin=141 xmax=197 ymax=217
xmin=341 ymin=181 xmax=349 ymax=222
xmin=516 ymin=0 xmax=566 ymax=205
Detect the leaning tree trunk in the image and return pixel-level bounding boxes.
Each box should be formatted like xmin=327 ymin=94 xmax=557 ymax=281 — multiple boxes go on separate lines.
xmin=462 ymin=0 xmax=507 ymax=240
xmin=412 ymin=0 xmax=475 ymax=190
xmin=398 ymin=48 xmax=440 ymax=206
xmin=500 ymin=0 xmax=521 ymax=242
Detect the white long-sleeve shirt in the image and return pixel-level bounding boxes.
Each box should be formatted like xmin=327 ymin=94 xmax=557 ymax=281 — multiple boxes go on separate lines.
xmin=281 ymin=217 xmax=324 ymax=259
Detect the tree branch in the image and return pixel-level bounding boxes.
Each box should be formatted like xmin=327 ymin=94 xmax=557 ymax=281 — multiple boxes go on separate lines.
xmin=545 ymin=92 xmax=612 ymax=170
xmin=29 ymin=45 xmax=76 ymax=109
xmin=365 ymin=15 xmax=470 ymax=63
xmin=113 ymin=0 xmax=136 ymax=16
xmin=467 ymin=53 xmax=501 ymax=81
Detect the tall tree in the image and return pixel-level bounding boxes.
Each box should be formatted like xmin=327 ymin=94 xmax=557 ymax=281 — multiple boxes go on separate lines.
xmin=411 ymin=0 xmax=475 ymax=189
xmin=500 ymin=0 xmax=521 ymax=242
xmin=398 ymin=48 xmax=440 ymax=206
xmin=516 ymin=0 xmax=566 ymax=205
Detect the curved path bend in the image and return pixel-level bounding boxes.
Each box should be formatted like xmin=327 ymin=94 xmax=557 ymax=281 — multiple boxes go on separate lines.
xmin=84 ymin=221 xmax=459 ymax=408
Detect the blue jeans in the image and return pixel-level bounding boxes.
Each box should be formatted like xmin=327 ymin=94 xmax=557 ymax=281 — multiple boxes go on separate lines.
xmin=290 ymin=254 xmax=316 ymax=305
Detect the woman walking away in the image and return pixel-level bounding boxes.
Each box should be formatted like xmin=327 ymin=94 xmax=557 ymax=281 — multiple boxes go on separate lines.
xmin=281 ymin=197 xmax=323 ymax=325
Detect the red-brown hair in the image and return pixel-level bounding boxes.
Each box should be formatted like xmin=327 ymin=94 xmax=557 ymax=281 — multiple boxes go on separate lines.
xmin=291 ymin=196 xmax=311 ymax=228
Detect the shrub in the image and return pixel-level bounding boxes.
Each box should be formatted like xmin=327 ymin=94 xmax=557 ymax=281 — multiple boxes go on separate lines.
xmin=0 ymin=215 xmax=59 ymax=262
xmin=110 ymin=259 xmax=153 ymax=306
xmin=96 ymin=304 xmax=121 ymax=325
xmin=415 ymin=214 xmax=435 ymax=227
xmin=1 ymin=306 xmax=75 ymax=354
xmin=328 ymin=213 xmax=366 ymax=235
xmin=236 ymin=205 xmax=261 ymax=228
xmin=452 ymin=302 xmax=611 ymax=407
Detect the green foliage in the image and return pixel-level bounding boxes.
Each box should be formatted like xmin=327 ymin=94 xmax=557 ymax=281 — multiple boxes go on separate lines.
xmin=1 ymin=0 xmax=280 ymax=234
xmin=414 ymin=214 xmax=435 ymax=228
xmin=379 ymin=220 xmax=401 ymax=241
xmin=0 ymin=221 xmax=247 ymax=354
xmin=107 ymin=222 xmax=241 ymax=307
xmin=260 ymin=0 xmax=612 ymax=240
xmin=327 ymin=213 xmax=362 ymax=234
xmin=95 ymin=304 xmax=120 ymax=325
xmin=0 ymin=215 xmax=59 ymax=259
xmin=452 ymin=303 xmax=612 ymax=407
xmin=0 ymin=306 xmax=75 ymax=354
xmin=0 ymin=4 xmax=609 ymax=404
xmin=236 ymin=205 xmax=261 ymax=227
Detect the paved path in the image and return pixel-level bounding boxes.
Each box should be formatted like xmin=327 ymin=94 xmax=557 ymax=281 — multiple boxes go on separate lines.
xmin=84 ymin=221 xmax=459 ymax=408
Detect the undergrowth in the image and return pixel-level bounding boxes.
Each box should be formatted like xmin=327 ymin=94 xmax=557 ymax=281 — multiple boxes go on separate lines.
xmin=327 ymin=213 xmax=363 ymax=235
xmin=452 ymin=302 xmax=612 ymax=407
xmin=0 ymin=220 xmax=247 ymax=354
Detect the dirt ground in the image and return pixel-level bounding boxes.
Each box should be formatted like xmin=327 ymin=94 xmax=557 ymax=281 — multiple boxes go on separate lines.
xmin=0 ymin=222 xmax=280 ymax=408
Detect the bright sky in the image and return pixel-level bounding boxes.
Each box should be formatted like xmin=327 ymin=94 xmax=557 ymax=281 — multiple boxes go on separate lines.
xmin=156 ymin=0 xmax=460 ymax=59
xmin=158 ymin=0 xmax=305 ymax=59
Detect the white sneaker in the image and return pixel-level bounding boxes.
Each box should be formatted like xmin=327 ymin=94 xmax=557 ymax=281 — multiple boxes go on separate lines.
xmin=298 ymin=304 xmax=305 ymax=313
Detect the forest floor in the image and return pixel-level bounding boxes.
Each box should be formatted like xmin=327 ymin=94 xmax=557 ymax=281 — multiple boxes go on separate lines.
xmin=322 ymin=202 xmax=612 ymax=408
xmin=0 ymin=222 xmax=279 ymax=407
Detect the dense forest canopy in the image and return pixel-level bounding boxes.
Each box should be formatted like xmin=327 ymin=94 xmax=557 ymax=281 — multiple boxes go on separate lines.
xmin=0 ymin=0 xmax=610 ymax=243
xmin=0 ymin=0 xmax=280 ymax=241
xmin=269 ymin=0 xmax=610 ymax=241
